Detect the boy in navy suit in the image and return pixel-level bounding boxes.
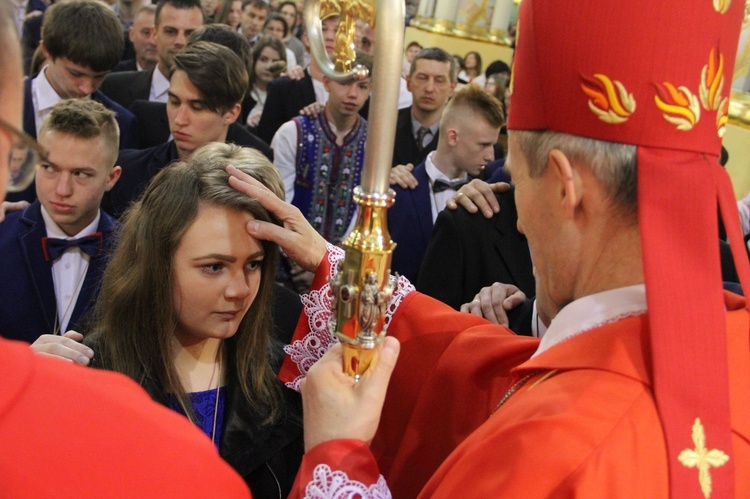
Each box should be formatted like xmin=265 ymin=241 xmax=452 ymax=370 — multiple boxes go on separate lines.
xmin=0 ymin=99 xmax=121 ymax=364
xmin=388 ymin=85 xmax=504 ymax=282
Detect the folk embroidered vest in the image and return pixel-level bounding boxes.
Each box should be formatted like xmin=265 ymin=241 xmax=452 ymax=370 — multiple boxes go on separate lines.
xmin=292 ymin=113 xmax=368 ymax=244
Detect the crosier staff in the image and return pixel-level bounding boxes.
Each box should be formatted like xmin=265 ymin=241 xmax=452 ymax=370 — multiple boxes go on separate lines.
xmin=304 ymin=0 xmax=404 ymax=378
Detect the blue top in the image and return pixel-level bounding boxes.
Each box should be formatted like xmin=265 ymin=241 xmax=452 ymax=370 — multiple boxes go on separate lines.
xmin=168 ymin=387 xmax=227 ymax=450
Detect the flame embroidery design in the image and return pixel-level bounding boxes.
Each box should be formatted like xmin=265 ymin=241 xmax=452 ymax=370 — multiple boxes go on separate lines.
xmin=678 ymin=418 xmax=730 ymax=498
xmin=717 ymin=97 xmax=729 ymax=137
xmin=654 ymin=82 xmax=701 ymax=131
xmin=713 ymin=0 xmax=731 ymax=14
xmin=700 ymin=48 xmax=725 ymax=111
xmin=581 ymin=74 xmax=636 ymax=124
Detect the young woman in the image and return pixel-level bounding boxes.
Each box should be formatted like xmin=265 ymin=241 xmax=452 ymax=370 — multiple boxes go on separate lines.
xmin=458 ymin=51 xmax=483 ymax=85
xmin=87 ymin=143 xmax=303 ymax=498
xmin=246 ymin=36 xmax=286 ymax=129
xmin=215 ymin=0 xmax=243 ymax=30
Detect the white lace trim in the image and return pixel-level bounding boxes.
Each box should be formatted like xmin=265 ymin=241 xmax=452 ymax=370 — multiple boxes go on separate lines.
xmin=284 ymin=244 xmax=415 ymax=390
xmin=304 ymin=464 xmax=391 ymax=499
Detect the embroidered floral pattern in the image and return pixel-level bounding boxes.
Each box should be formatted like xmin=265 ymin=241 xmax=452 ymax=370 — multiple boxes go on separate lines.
xmin=678 ymin=418 xmax=730 ymax=498
xmin=284 ymin=245 xmax=415 ymax=391
xmin=713 ymin=0 xmax=731 ymax=14
xmin=700 ymin=48 xmax=725 ymax=111
xmin=304 ymin=464 xmax=391 ymax=499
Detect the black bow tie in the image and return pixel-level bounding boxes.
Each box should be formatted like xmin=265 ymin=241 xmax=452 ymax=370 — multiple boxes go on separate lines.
xmin=42 ymin=233 xmax=103 ymax=262
xmin=432 ymin=178 xmax=469 ymax=193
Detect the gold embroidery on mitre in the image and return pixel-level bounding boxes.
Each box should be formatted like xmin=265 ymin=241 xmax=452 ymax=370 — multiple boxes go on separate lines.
xmin=700 ymin=48 xmax=726 ymax=111
xmin=713 ymin=0 xmax=731 ymax=14
xmin=677 ymin=418 xmax=730 ymax=499
xmin=581 ymin=74 xmax=636 ymax=124
xmin=654 ymin=83 xmax=701 ymax=131
xmin=717 ymin=96 xmax=729 ymax=137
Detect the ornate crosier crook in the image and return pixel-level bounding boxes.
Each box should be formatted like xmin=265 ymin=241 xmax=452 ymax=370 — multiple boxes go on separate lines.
xmin=304 ymin=0 xmax=404 ymax=378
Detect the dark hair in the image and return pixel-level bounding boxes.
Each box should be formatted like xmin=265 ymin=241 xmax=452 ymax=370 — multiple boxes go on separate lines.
xmin=155 ymin=0 xmax=204 ymax=27
xmin=277 ymin=1 xmax=297 ymax=28
xmin=410 ymin=46 xmax=457 ymax=82
xmin=38 ymin=99 xmax=119 ymax=165
xmin=241 ymin=0 xmax=268 ymax=12
xmin=187 ymin=23 xmax=252 ymax=74
xmin=264 ymin=12 xmax=288 ymax=38
xmin=42 ymin=0 xmax=123 ymax=72
xmin=93 ymin=142 xmax=285 ymax=424
xmin=249 ymin=35 xmax=286 ymax=88
xmin=170 ymin=41 xmax=249 ymax=113
xmin=484 ymin=59 xmax=510 ymax=78
xmin=214 ymin=0 xmax=241 ymax=26
xmin=405 ymin=41 xmax=422 ymax=51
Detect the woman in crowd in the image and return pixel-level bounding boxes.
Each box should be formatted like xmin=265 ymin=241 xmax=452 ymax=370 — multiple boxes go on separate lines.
xmin=263 ymin=13 xmax=297 ymax=66
xmin=277 ymin=1 xmax=305 ymax=64
xmin=87 ymin=143 xmax=303 ymax=498
xmin=215 ymin=0 xmax=243 ymax=30
xmin=458 ymin=50 xmax=482 ymax=85
xmin=246 ymin=36 xmax=287 ymax=129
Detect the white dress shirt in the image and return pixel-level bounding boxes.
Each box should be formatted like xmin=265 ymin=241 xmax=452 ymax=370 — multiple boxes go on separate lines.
xmin=424 ymin=151 xmax=469 ymax=222
xmin=534 ymin=284 xmax=647 ymax=357
xmin=149 ymin=67 xmax=170 ymax=103
xmin=41 ymin=207 xmax=101 ymax=334
xmin=31 ymin=67 xmax=64 ymax=134
xmin=311 ymin=76 xmax=329 ymax=106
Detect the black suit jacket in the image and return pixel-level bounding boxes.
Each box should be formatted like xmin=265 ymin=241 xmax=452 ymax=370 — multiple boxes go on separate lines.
xmin=392 ymin=106 xmax=439 ymax=167
xmin=416 ymin=189 xmax=535 ymax=310
xmin=0 ymin=201 xmax=118 ymax=343
xmin=99 ymin=69 xmax=153 ymax=110
xmin=103 ymin=141 xmax=179 ymax=219
xmin=112 ymin=59 xmax=138 ymax=73
xmin=127 ymin=100 xmax=273 ymax=159
xmin=256 ymin=71 xmax=317 ymax=144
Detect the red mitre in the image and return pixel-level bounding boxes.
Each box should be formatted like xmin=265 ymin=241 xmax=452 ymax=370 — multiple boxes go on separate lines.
xmin=508 ymin=1 xmax=748 ymax=497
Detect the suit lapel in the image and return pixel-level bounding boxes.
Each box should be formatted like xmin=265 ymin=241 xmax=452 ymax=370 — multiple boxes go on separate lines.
xmin=18 ymin=203 xmax=56 ymax=332
xmin=411 ymin=164 xmax=434 ymax=245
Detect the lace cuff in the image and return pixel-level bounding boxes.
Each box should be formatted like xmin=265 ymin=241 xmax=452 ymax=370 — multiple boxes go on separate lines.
xmin=303 ymin=464 xmax=391 ymax=499
xmin=283 ymin=244 xmax=415 ymax=391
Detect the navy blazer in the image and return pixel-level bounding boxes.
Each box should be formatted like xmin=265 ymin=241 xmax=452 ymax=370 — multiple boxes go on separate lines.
xmin=388 ymin=159 xmax=502 ymax=282
xmin=99 ymin=69 xmax=153 ymax=110
xmin=0 ymin=201 xmax=118 ymax=343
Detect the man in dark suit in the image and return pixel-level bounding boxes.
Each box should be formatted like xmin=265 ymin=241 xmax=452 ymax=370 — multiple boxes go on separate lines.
xmin=100 ymin=0 xmax=204 ymax=109
xmin=392 ymin=47 xmax=457 ymax=168
xmin=112 ymin=5 xmax=158 ymax=73
xmin=104 ymin=42 xmax=250 ymax=218
xmin=11 ymin=0 xmax=139 ymax=205
xmin=388 ymin=86 xmax=504 ymax=282
xmin=0 ymin=100 xmax=122 ymax=364
xmin=417 ymin=187 xmax=535 ymax=310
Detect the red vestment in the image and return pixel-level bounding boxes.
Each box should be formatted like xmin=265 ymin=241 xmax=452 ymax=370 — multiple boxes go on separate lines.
xmin=282 ymin=254 xmax=750 ymax=497
xmin=0 ymin=338 xmax=250 ymax=497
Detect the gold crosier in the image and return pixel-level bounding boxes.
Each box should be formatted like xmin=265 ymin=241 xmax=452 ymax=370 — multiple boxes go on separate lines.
xmin=304 ymin=0 xmax=404 ymax=378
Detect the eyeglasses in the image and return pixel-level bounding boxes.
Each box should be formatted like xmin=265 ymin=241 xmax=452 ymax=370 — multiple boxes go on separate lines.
xmin=0 ymin=116 xmax=49 ymax=193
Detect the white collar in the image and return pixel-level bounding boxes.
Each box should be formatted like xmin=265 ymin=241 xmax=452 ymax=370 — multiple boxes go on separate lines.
xmin=152 ymin=66 xmax=171 ymax=99
xmin=424 ymin=151 xmax=468 ymax=183
xmin=41 ymin=205 xmax=101 ymax=239
xmin=534 ymin=284 xmax=647 ymax=357
xmin=33 ymin=67 xmax=64 ymax=115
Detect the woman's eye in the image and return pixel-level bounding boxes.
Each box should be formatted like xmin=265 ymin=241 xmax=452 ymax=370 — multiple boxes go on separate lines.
xmin=202 ymin=263 xmax=224 ymax=274
xmin=246 ymin=260 xmax=263 ymax=271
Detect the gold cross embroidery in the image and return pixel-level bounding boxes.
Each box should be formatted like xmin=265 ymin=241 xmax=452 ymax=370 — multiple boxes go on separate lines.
xmin=677 ymin=418 xmax=730 ymax=498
